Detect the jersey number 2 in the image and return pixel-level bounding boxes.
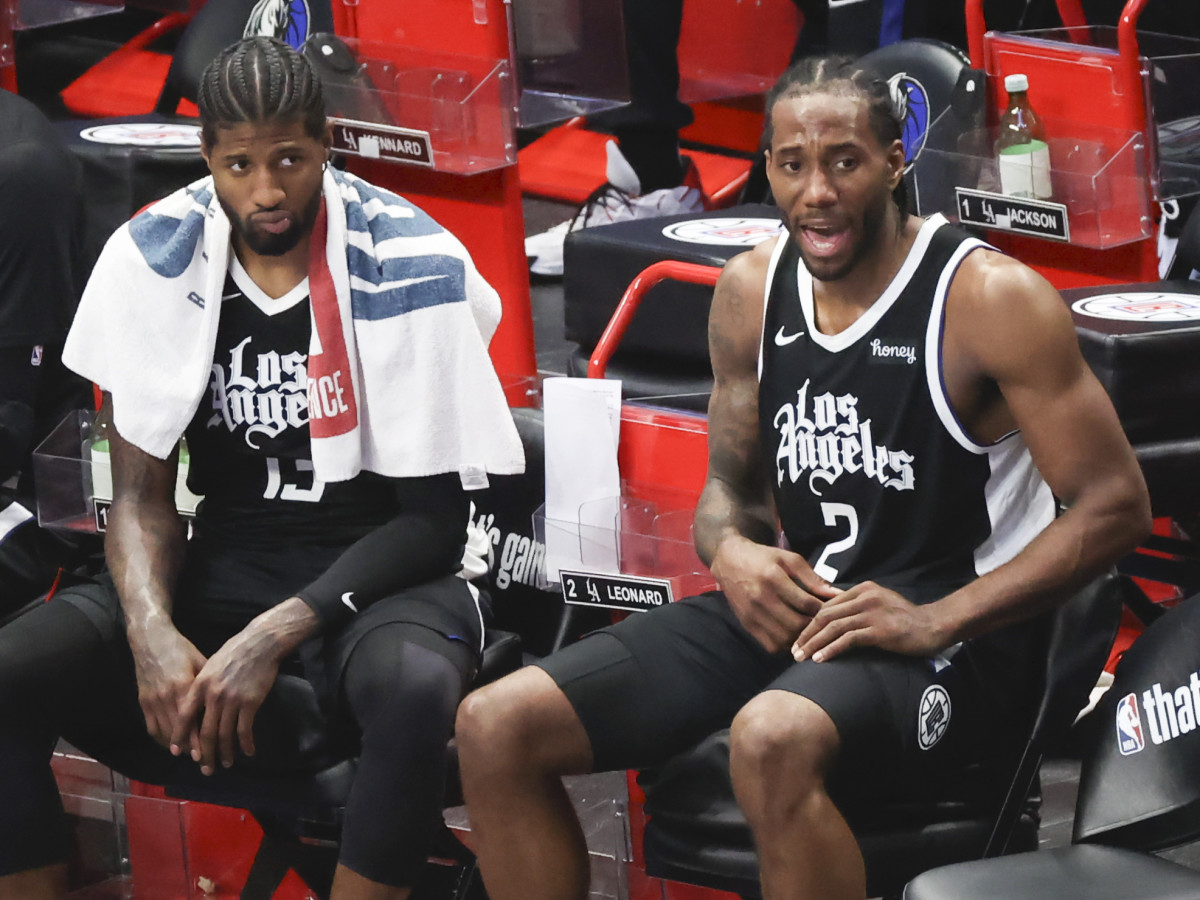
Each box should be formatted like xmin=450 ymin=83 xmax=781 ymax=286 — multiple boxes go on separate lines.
xmin=813 ymin=502 xmax=858 ymax=582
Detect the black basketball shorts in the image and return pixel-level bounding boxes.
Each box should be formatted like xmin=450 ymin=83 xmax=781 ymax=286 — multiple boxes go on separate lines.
xmin=537 ymin=591 xmax=1039 ymax=795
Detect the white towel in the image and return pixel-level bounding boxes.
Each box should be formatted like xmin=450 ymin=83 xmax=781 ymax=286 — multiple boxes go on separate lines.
xmin=63 ymin=168 xmax=524 ymax=484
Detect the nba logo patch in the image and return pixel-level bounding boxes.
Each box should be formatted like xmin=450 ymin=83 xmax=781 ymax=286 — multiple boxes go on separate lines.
xmin=917 ymin=685 xmax=951 ymax=750
xmin=1116 ymin=692 xmax=1145 ymax=755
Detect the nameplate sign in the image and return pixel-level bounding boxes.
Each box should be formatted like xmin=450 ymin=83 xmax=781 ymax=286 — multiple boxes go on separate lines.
xmin=331 ymin=119 xmax=434 ymax=167
xmin=93 ymin=500 xmax=194 ymax=533
xmin=955 ymin=187 xmax=1070 ymax=242
xmin=559 ymin=569 xmax=674 ymax=613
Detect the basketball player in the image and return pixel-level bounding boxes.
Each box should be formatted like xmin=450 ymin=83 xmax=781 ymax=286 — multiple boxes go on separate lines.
xmin=0 ymin=90 xmax=97 ymax=617
xmin=457 ymin=56 xmax=1151 ymax=900
xmin=0 ymin=39 xmax=517 ymax=900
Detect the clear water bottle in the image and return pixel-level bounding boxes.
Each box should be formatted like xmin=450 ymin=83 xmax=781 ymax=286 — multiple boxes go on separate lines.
xmin=995 ymin=73 xmax=1052 ymax=200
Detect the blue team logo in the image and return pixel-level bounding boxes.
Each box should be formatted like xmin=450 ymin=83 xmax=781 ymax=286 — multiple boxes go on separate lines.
xmin=887 ymin=73 xmax=930 ymax=172
xmin=244 ymin=0 xmax=311 ymax=49
xmin=1116 ymin=692 xmax=1145 ymax=755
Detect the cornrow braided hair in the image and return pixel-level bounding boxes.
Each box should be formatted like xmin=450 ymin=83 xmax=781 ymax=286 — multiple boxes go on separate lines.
xmin=197 ymin=36 xmax=326 ymax=147
xmin=763 ymin=55 xmax=908 ymax=216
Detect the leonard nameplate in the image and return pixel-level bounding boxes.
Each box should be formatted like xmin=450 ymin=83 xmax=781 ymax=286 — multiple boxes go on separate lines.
xmin=331 ymin=118 xmax=434 ymax=167
xmin=955 ymin=187 xmax=1070 ymax=242
xmin=559 ymin=570 xmax=674 ymax=613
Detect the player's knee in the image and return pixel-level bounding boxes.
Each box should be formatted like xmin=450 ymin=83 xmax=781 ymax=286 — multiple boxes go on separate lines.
xmin=456 ymin=673 xmax=550 ymax=774
xmin=729 ymin=692 xmax=837 ymax=796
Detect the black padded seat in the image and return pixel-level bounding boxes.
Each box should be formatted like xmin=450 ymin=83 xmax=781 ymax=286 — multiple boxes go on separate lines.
xmin=56 ymin=116 xmax=209 ymax=269
xmin=856 ymin=38 xmax=984 ymax=218
xmin=904 ymin=844 xmax=1200 ymax=900
xmin=640 ymin=730 xmax=1038 ymax=899
xmin=1134 ymin=438 xmax=1200 ymax=519
xmin=1064 ymin=281 xmax=1200 ymax=445
xmin=563 ymin=203 xmax=783 ymax=363
xmin=905 ymin=594 xmax=1200 ymax=900
xmin=638 ymin=576 xmax=1125 ymax=900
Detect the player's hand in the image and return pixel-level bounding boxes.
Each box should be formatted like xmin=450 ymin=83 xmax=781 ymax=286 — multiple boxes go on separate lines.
xmin=127 ymin=623 xmax=207 ymax=751
xmin=170 ymin=624 xmax=282 ymax=775
xmin=711 ymin=535 xmax=841 ymax=653
xmin=791 ymin=581 xmax=951 ymax=663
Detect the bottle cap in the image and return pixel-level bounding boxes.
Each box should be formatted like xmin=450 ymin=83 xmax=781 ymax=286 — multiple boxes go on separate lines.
xmin=1005 ymin=73 xmax=1030 ymax=93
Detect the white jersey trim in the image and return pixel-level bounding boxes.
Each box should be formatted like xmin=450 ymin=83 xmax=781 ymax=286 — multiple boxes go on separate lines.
xmin=974 ymin=438 xmax=1057 ymax=575
xmin=758 ymin=231 xmax=792 ymax=381
xmin=228 ymin=254 xmax=310 ymax=316
xmin=925 ymin=236 xmax=992 ymax=455
xmin=799 ymin=213 xmax=948 ymax=354
xmin=921 ymin=236 xmax=1056 ymax=573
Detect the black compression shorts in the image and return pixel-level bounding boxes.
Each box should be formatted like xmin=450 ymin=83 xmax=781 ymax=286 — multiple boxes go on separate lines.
xmin=537 ymin=591 xmax=1042 ymax=795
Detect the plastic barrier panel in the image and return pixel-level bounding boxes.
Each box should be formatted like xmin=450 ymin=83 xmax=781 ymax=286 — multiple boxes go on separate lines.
xmin=305 ymin=33 xmax=517 ymax=175
xmin=32 ymin=410 xmax=201 ymax=534
xmin=915 ymin=106 xmax=1152 ymax=249
xmin=983 ymin=26 xmax=1200 ymax=203
xmin=512 ymin=0 xmax=630 ymax=129
xmin=13 ymin=0 xmax=122 ymax=30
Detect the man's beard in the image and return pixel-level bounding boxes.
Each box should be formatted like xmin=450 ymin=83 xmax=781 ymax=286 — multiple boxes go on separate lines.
xmin=222 ymin=185 xmax=322 ymax=257
xmin=791 ymin=187 xmax=893 ymax=283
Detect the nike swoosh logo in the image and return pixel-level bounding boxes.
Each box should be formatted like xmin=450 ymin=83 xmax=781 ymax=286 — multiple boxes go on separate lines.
xmin=341 ymin=591 xmax=359 ymax=613
xmin=828 ymin=0 xmax=868 ymax=7
xmin=774 ymin=326 xmax=805 ymax=346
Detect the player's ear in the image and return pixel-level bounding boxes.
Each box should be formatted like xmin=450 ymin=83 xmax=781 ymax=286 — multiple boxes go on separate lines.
xmin=885 ymin=138 xmax=905 ymax=190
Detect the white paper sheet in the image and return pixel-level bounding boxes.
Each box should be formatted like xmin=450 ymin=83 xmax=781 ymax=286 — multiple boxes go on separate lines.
xmin=543 ymin=377 xmax=622 ymax=579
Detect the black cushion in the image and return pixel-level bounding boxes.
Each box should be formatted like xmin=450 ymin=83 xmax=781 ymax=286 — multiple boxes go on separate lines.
xmin=904 ymin=844 xmax=1200 ymax=900
xmin=563 ymin=204 xmax=783 ymax=363
xmin=638 ymin=727 xmax=1037 ymax=899
xmin=1134 ymin=438 xmax=1200 ymax=518
xmin=1064 ymin=280 xmax=1200 ymax=444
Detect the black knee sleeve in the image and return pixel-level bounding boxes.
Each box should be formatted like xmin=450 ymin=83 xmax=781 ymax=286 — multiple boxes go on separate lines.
xmin=337 ymin=629 xmax=472 ymax=887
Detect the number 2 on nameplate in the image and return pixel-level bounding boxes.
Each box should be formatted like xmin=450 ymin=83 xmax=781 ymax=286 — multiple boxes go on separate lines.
xmin=813 ymin=503 xmax=858 ymax=582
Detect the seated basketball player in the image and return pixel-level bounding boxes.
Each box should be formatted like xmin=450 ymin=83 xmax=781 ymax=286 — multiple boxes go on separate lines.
xmin=457 ymin=56 xmax=1151 ymax=900
xmin=0 ymin=37 xmax=522 ymax=900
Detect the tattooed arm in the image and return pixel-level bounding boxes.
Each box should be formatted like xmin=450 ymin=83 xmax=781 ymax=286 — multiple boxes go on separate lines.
xmin=694 ymin=246 xmax=839 ymax=653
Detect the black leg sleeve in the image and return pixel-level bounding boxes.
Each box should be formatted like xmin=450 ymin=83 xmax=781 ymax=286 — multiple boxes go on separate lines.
xmin=336 ymin=627 xmax=474 ymax=888
xmin=0 ymin=599 xmax=116 ymax=876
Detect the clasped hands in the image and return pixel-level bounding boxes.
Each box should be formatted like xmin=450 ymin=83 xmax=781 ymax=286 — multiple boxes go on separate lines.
xmin=129 ymin=620 xmax=281 ymax=776
xmin=710 ymin=536 xmax=950 ymax=660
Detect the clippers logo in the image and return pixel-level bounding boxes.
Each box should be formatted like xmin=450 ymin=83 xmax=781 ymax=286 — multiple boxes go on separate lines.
xmin=917 ymin=685 xmax=951 ymax=750
xmin=1072 ymin=292 xmax=1200 ymax=323
xmin=887 ymin=73 xmax=930 ymax=170
xmin=1116 ymin=693 xmax=1145 ymax=755
xmin=79 ymin=123 xmax=202 ymax=147
xmin=1117 ymin=669 xmax=1200 ymax=754
xmin=661 ymin=218 xmax=784 ymax=247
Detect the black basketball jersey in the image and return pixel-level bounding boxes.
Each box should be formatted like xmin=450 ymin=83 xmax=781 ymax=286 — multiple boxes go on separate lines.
xmin=757 ymin=215 xmax=1055 ymax=596
xmin=184 ymin=260 xmax=398 ymax=550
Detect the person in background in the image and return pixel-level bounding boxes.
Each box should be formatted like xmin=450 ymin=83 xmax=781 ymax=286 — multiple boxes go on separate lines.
xmin=0 ymin=89 xmax=97 ymax=620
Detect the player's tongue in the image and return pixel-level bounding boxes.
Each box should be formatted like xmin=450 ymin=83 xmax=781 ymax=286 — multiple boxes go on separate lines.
xmin=800 ymin=223 xmax=849 ymax=258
